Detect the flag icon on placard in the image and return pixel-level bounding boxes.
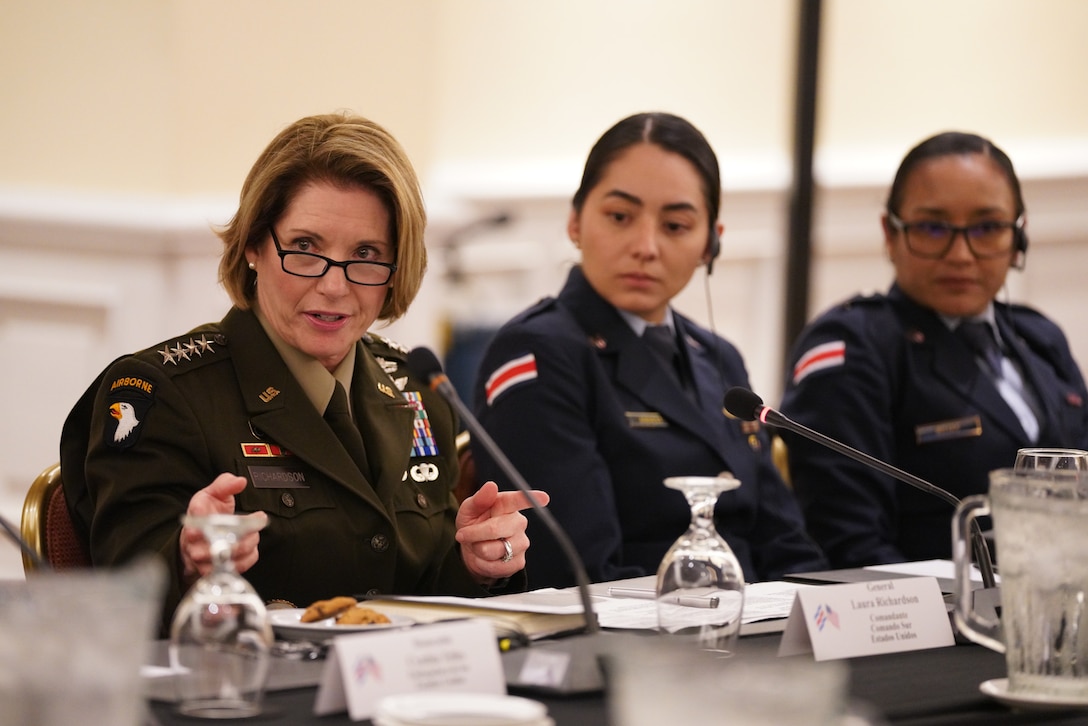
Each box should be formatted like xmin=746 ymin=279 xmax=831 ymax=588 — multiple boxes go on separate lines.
xmin=814 ymin=603 xmax=840 ymax=631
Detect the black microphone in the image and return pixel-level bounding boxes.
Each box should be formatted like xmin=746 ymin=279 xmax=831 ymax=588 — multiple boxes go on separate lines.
xmin=408 ymin=347 xmax=615 ymax=694
xmin=723 ymin=387 xmax=997 ymax=590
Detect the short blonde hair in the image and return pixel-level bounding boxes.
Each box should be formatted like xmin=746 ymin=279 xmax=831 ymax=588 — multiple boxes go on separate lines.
xmin=218 ymin=112 xmax=427 ymax=322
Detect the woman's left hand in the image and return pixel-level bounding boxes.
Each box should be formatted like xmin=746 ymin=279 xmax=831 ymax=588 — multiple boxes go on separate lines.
xmin=455 ymin=480 xmax=549 ymax=584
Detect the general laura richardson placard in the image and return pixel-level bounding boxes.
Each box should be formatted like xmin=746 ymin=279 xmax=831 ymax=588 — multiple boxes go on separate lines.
xmin=779 ymin=577 xmax=955 ymax=660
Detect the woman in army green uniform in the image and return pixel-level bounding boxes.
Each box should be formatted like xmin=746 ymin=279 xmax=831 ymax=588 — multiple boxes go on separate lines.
xmin=60 ymin=113 xmax=547 ymax=622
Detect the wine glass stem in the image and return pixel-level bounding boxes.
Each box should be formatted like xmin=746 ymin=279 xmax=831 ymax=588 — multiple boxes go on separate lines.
xmin=690 ymin=495 xmax=716 ymax=534
xmin=210 ymin=537 xmax=235 ymax=573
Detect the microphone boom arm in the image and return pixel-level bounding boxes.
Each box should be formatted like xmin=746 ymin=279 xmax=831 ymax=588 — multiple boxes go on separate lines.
xmin=427 ymin=373 xmax=600 ymax=634
xmin=757 ymin=406 xmax=998 ymax=590
xmin=761 ymin=408 xmax=958 ymax=507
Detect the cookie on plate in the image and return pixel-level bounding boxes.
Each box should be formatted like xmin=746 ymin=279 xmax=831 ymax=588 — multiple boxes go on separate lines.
xmin=300 ymin=596 xmax=358 ymax=623
xmin=336 ymin=606 xmax=392 ymax=626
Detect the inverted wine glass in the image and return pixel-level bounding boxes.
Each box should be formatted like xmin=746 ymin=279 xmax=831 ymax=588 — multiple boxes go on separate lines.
xmin=655 ymin=475 xmax=745 ymax=656
xmin=1014 ymin=448 xmax=1088 ymax=474
xmin=169 ymin=513 xmax=273 ymax=718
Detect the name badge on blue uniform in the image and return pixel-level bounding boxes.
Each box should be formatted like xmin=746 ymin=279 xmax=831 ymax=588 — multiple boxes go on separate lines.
xmin=625 ymin=411 xmax=668 ymax=428
xmin=915 ymin=415 xmax=982 ymax=445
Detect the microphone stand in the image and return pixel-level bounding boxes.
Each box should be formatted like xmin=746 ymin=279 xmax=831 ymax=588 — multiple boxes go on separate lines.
xmin=409 ymin=348 xmax=614 ymax=694
xmin=444 ymin=387 xmax=600 ymax=635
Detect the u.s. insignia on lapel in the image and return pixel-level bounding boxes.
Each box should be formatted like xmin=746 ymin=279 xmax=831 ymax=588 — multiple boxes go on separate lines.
xmin=402 ymin=391 xmax=439 ymax=457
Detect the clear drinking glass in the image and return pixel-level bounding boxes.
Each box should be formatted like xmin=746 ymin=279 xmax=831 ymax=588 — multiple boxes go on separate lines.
xmin=953 ymin=468 xmax=1088 ymax=700
xmin=655 ymin=476 xmax=745 ymax=656
xmin=1014 ymin=448 xmax=1088 ymax=474
xmin=0 ymin=557 xmax=165 ymax=726
xmin=168 ymin=513 xmax=273 ymax=718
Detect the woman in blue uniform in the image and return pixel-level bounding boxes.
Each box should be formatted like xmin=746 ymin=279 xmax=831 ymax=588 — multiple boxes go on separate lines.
xmin=780 ymin=131 xmax=1088 ymax=568
xmin=472 ymin=112 xmax=826 ymax=589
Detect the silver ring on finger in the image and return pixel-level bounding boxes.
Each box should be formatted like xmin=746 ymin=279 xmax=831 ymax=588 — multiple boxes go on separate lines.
xmin=499 ymin=537 xmax=513 ymax=563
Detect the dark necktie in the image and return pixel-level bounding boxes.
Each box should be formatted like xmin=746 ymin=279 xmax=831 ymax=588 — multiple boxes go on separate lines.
xmin=325 ymin=381 xmax=371 ymax=477
xmin=957 ymin=321 xmax=1003 ymax=377
xmin=643 ymin=324 xmax=689 ymax=392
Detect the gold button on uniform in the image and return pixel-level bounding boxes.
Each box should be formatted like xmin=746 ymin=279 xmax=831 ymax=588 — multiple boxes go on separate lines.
xmin=416 ymin=493 xmax=428 ymax=508
xmin=280 ymin=492 xmax=295 ymax=507
xmin=370 ymin=534 xmax=389 ymax=552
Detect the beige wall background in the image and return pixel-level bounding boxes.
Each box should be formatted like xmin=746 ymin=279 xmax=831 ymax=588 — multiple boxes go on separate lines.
xmin=3 ymin=0 xmax=1088 ymax=578
xmin=7 ymin=1 xmax=1088 ymax=193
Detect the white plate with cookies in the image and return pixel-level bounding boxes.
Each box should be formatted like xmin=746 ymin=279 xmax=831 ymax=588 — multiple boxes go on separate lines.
xmin=270 ymin=597 xmax=415 ymax=641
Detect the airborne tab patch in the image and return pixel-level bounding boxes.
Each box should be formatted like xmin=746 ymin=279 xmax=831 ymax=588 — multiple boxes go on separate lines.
xmin=105 ymin=378 xmax=156 ymax=450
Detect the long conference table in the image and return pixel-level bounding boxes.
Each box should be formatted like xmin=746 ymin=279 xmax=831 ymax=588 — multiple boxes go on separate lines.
xmin=147 ymin=636 xmax=1087 ymax=725
xmin=146 ymin=573 xmax=1088 ymax=726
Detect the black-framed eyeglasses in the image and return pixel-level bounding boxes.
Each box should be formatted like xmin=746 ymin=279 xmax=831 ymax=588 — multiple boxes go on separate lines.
xmin=887 ymin=212 xmax=1023 ymax=260
xmin=269 ymin=228 xmax=396 ymax=286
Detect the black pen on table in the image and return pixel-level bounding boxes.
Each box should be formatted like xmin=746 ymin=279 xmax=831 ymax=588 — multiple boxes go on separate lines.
xmin=607 ymin=586 xmax=720 ymax=609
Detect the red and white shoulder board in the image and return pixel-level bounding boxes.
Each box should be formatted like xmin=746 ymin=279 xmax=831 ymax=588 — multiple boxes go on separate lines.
xmin=485 ymin=353 xmax=538 ymax=406
xmin=792 ymin=340 xmax=846 ymax=385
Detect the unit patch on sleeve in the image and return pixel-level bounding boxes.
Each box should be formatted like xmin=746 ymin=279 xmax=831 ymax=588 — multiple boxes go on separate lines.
xmin=104 ymin=376 xmax=156 ymax=450
xmin=485 ymin=353 xmax=538 ymax=406
xmin=792 ymin=340 xmax=846 ymax=385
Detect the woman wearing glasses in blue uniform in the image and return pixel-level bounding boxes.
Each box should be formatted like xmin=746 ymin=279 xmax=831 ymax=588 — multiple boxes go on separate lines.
xmin=779 ymin=131 xmax=1088 ymax=569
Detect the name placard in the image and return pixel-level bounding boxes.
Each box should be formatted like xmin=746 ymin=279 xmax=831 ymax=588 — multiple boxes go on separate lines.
xmin=778 ymin=576 xmax=954 ymax=660
xmin=313 ymin=619 xmax=505 ymax=720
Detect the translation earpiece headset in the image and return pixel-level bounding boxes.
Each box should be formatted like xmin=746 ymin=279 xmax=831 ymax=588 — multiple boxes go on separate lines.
xmin=706 ymin=229 xmax=722 ymax=275
xmin=1013 ymin=224 xmax=1030 ymax=270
